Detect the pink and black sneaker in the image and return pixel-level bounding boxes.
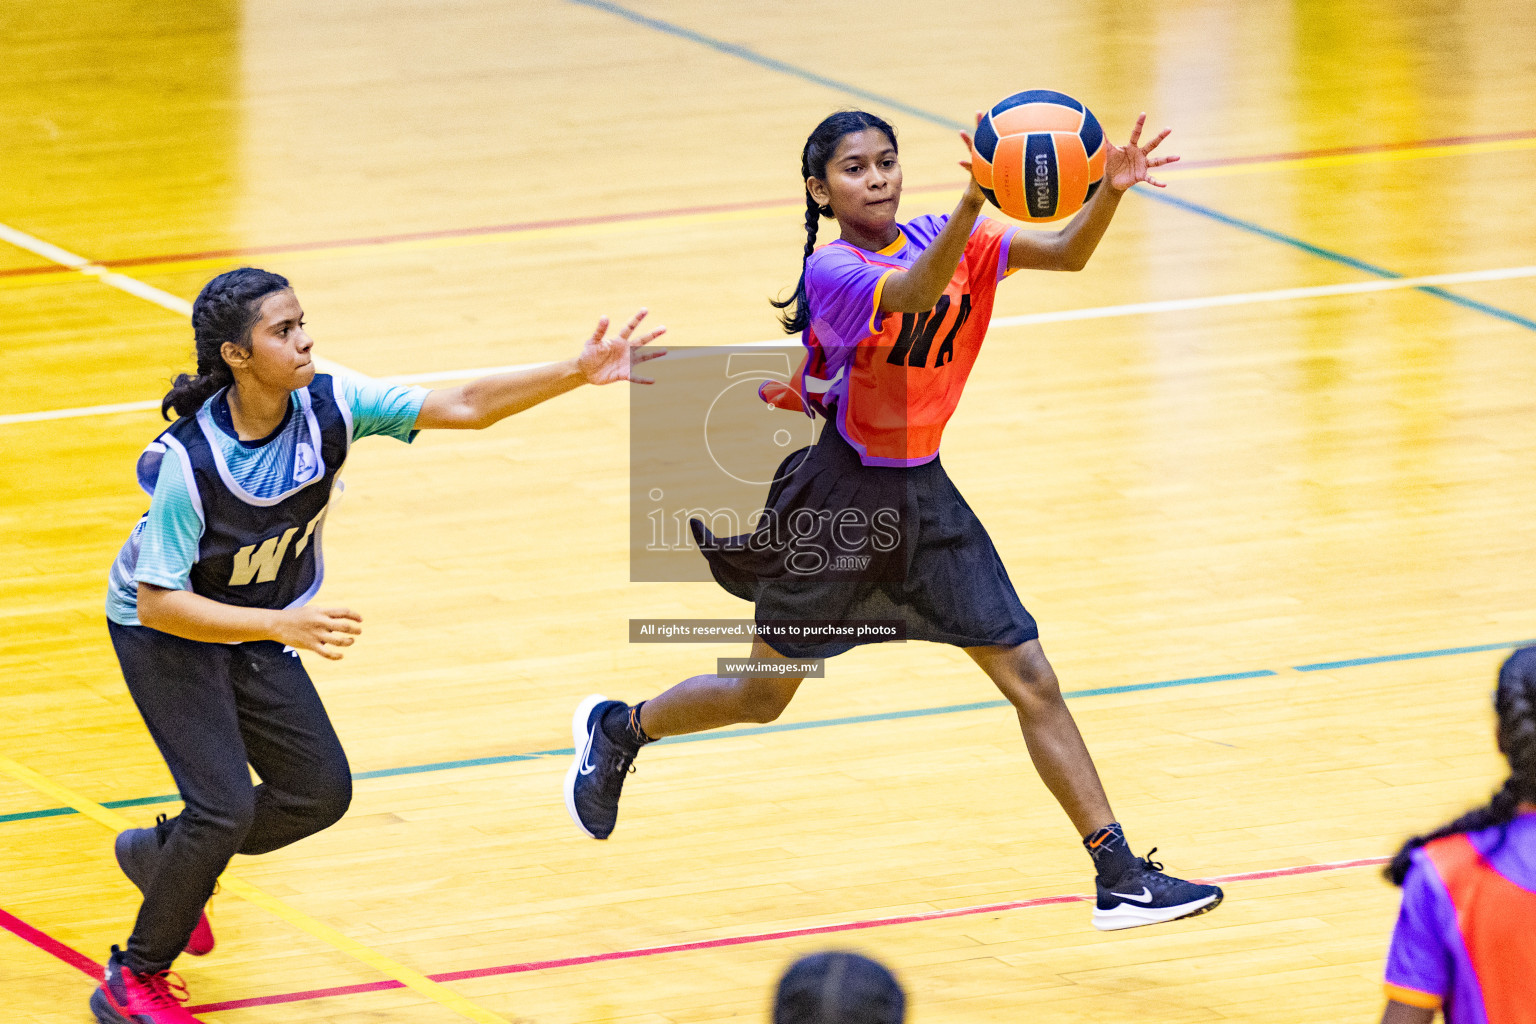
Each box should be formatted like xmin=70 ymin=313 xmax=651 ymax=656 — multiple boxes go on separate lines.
xmin=90 ymin=945 xmax=200 ymax=1023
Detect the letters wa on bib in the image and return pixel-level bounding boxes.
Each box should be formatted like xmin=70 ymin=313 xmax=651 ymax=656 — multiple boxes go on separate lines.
xmin=100 ymin=369 xmax=428 ymax=980
xmin=693 ymin=214 xmax=1040 ymax=659
xmin=107 ymin=372 xmax=428 ymax=627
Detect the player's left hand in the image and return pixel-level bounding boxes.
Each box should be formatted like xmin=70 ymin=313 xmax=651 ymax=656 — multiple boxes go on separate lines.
xmin=1104 ymin=113 xmax=1178 ymax=192
xmin=578 ymin=308 xmax=667 ymax=385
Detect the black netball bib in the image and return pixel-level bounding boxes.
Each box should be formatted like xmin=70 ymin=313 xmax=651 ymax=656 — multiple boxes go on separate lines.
xmin=138 ymin=374 xmax=350 ymax=610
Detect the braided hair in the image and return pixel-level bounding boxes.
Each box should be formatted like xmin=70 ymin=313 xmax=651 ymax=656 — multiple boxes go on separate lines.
xmin=161 ymin=267 xmax=291 ymax=419
xmin=1386 ymin=645 xmax=1536 ymax=885
xmin=771 ymin=111 xmax=897 ymax=335
xmin=772 ymin=951 xmax=905 ymax=1024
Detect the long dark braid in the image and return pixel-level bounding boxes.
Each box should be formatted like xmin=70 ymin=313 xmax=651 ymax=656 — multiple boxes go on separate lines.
xmin=161 ymin=267 xmax=291 ymax=419
xmin=771 ymin=111 xmax=897 ymax=335
xmin=1386 ymin=645 xmax=1536 ymax=884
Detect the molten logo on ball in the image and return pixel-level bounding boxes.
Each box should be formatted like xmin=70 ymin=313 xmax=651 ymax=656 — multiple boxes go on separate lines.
xmin=968 ymin=88 xmax=1106 ymax=223
xmin=1032 ymin=152 xmax=1052 ymax=215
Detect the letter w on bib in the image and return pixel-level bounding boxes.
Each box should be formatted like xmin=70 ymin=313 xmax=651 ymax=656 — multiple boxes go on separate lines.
xmin=229 ymin=527 xmax=299 ymax=585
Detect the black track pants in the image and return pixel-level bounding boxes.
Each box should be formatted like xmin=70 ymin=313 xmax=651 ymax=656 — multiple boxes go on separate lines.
xmin=107 ymin=621 xmax=352 ymax=975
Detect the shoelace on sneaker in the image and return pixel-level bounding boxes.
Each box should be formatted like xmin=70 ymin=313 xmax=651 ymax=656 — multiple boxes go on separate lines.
xmin=595 ymin=753 xmax=636 ymax=794
xmin=138 ymin=969 xmax=190 ymax=1008
xmin=1139 ymin=847 xmax=1164 ymax=873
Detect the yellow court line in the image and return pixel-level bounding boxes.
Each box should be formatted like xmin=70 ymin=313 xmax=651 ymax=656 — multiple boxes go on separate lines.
xmin=0 ymin=754 xmax=512 ymax=1024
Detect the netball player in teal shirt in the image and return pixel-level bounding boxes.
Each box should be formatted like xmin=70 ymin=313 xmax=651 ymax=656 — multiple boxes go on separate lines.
xmin=93 ymin=267 xmax=662 ymax=1024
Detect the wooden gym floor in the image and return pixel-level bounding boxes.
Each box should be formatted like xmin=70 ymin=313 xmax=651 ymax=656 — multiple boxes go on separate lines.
xmin=3 ymin=0 xmax=1534 ymax=1020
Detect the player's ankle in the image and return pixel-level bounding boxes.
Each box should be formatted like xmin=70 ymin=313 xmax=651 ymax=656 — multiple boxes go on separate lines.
xmin=600 ymin=701 xmax=654 ymax=748
xmin=1084 ymin=821 xmax=1137 ymax=882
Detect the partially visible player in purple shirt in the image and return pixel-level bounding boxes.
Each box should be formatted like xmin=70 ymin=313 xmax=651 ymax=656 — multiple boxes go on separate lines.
xmin=1380 ymin=646 xmax=1536 ymax=1024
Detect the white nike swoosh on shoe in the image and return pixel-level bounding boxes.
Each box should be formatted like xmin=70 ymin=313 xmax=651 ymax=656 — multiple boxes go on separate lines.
xmin=1110 ymin=886 xmax=1155 ymax=903
xmin=578 ymin=722 xmax=599 ymax=775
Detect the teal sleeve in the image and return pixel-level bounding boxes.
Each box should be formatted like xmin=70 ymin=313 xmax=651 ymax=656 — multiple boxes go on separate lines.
xmin=335 ymin=371 xmax=430 ymax=443
xmin=134 ymin=451 xmax=204 ymax=591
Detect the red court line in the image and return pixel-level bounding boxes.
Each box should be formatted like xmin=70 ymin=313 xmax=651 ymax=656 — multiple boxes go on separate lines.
xmin=1173 ymin=128 xmax=1536 ymax=171
xmin=185 ymin=854 xmax=1390 ymax=1014
xmin=3 ymin=129 xmax=1531 ymax=282
xmin=189 ymin=979 xmax=402 ymax=1011
xmin=0 ymin=261 xmax=55 ymax=277
xmin=0 ymin=193 xmax=837 ymax=280
xmin=0 ymin=904 xmax=102 ymax=978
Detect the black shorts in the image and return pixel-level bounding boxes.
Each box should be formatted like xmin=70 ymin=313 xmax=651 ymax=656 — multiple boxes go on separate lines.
xmin=692 ymin=425 xmax=1038 ymax=659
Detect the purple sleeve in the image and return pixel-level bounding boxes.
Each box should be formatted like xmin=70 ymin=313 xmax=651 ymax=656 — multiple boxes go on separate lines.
xmin=804 ymin=245 xmax=896 ymax=348
xmin=900 ymin=213 xmax=947 ymax=246
xmin=995 ymin=221 xmax=1020 ymax=282
xmin=906 ymin=213 xmax=1017 ymax=283
xmin=1383 ymin=851 xmax=1454 ymax=1007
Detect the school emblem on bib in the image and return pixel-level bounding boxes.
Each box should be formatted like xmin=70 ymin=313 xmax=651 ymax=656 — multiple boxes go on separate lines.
xmin=294 ymin=442 xmax=318 ymax=483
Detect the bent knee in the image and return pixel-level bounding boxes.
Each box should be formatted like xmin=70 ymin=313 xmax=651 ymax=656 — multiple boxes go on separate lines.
xmin=1018 ymin=661 xmax=1060 ymax=694
xmin=304 ymin=772 xmax=353 ymax=831
xmin=997 ymin=656 xmax=1064 ymax=710
xmin=273 ymin=766 xmax=352 ymax=840
xmin=736 ymin=678 xmax=798 ymax=723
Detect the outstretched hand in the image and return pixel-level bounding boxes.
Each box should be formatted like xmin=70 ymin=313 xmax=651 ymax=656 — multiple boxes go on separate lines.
xmin=1104 ymin=113 xmax=1178 ymax=192
xmin=577 ymin=308 xmax=667 ymax=385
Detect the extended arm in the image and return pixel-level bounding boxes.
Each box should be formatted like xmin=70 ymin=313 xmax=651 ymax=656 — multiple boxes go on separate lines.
xmin=413 ymin=310 xmax=666 ymax=430
xmin=138 ymin=583 xmax=362 ymax=660
xmin=1002 ymin=113 xmax=1178 ymax=272
xmin=877 ymin=183 xmax=988 ymax=313
xmin=414 ymin=359 xmax=586 ymax=430
xmin=1007 ymin=185 xmax=1126 ymax=272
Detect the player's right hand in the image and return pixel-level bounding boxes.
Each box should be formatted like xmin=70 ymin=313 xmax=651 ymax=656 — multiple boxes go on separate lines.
xmin=577 ymin=308 xmax=667 ymax=386
xmin=957 ymin=110 xmax=986 ymax=203
xmin=275 ymin=606 xmax=363 ymax=660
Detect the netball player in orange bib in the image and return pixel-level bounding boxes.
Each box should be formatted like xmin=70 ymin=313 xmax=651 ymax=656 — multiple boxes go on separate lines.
xmin=568 ymin=109 xmax=1223 ymax=930
xmin=1380 ymin=646 xmax=1536 ymax=1024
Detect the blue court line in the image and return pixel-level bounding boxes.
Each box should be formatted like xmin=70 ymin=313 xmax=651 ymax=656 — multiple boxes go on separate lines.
xmin=1294 ymin=639 xmax=1536 ymax=673
xmin=4 ymin=648 xmax=1526 ymax=826
xmin=1057 ymin=668 xmax=1276 ymax=698
xmin=351 ymin=752 xmax=544 ymax=780
xmin=0 ymin=792 xmax=213 ymax=825
xmin=566 ymin=0 xmax=1535 ymax=334
xmin=0 ymin=670 xmax=1258 ymax=824
xmin=1144 ymin=192 xmax=1536 ymax=331
xmin=565 ymin=0 xmax=958 ymax=128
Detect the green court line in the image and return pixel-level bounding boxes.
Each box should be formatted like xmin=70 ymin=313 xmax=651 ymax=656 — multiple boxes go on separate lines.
xmin=4 ymin=644 xmax=1527 ymax=827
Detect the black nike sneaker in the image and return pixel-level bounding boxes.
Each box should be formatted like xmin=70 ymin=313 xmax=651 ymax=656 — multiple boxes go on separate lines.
xmin=1091 ymin=848 xmax=1224 ymax=930
xmin=564 ymin=694 xmax=641 ymax=840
